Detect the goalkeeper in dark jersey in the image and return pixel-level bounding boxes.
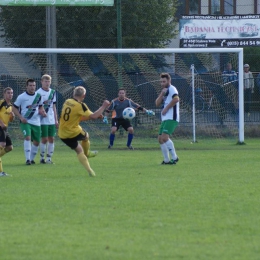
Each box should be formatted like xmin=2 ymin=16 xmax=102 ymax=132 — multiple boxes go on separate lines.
xmin=103 ymin=88 xmax=154 ymax=150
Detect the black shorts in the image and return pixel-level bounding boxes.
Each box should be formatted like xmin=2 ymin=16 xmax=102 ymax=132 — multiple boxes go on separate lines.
xmin=60 ymin=131 xmax=87 ymax=150
xmin=112 ymin=118 xmax=132 ymax=131
xmin=0 ymin=127 xmax=12 ymax=146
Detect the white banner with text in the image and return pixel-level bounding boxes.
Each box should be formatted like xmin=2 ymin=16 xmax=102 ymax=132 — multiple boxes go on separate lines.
xmin=179 ymin=15 xmax=260 ymax=48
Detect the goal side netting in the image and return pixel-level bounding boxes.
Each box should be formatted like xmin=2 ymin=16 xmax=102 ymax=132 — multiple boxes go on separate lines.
xmin=0 ymin=48 xmax=244 ymax=145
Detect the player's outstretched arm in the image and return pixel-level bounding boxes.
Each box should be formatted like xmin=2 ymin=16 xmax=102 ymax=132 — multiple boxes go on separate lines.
xmin=137 ymin=107 xmax=155 ymax=116
xmin=129 ymin=100 xmax=154 ymax=116
xmin=89 ymin=100 xmax=110 ymax=120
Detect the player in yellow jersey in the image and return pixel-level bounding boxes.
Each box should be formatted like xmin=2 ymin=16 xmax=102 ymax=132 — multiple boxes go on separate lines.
xmin=0 ymin=87 xmax=15 ymax=176
xmin=58 ymin=86 xmax=110 ymax=177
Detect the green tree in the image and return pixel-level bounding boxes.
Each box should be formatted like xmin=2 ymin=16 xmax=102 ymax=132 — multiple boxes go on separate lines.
xmin=0 ymin=0 xmax=178 ymax=48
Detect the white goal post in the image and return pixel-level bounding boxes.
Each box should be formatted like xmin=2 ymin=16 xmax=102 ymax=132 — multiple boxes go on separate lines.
xmin=0 ymin=47 xmax=244 ymax=143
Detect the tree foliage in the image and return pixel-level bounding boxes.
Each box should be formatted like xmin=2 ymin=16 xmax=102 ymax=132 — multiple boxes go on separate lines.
xmin=0 ymin=0 xmax=178 ymax=48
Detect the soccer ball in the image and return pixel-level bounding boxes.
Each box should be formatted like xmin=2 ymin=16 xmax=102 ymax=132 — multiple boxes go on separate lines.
xmin=123 ymin=107 xmax=136 ymax=120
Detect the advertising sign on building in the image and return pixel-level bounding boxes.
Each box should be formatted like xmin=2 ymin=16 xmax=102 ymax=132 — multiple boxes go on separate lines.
xmin=179 ymin=15 xmax=260 ymax=48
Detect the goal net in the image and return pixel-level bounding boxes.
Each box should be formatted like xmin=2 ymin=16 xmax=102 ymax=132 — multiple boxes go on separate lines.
xmin=0 ymin=48 xmax=244 ymax=145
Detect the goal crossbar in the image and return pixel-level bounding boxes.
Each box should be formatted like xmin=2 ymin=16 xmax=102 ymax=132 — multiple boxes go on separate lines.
xmin=0 ymin=47 xmax=243 ymax=54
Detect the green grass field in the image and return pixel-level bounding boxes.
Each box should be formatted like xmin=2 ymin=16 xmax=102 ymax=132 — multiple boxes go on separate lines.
xmin=1 ymin=139 xmax=260 ymax=260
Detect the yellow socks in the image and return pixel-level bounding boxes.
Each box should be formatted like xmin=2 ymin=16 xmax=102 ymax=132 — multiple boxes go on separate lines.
xmin=81 ymin=139 xmax=98 ymax=158
xmin=0 ymin=146 xmax=6 ymax=172
xmin=77 ymin=152 xmax=95 ymax=177
xmin=0 ymin=158 xmax=3 ymax=172
xmin=81 ymin=139 xmax=90 ymax=157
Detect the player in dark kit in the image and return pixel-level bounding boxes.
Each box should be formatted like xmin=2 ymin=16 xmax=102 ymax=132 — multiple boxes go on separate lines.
xmin=104 ymin=88 xmax=154 ymax=150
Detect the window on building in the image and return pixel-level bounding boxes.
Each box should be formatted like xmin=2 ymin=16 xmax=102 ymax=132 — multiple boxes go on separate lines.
xmin=183 ymin=0 xmax=257 ymax=15
xmin=189 ymin=0 xmax=200 ymax=14
xmin=224 ymin=0 xmax=234 ymax=14
xmin=211 ymin=0 xmax=221 ymax=14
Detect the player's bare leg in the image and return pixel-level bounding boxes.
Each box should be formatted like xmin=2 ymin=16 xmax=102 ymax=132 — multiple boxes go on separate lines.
xmin=75 ymin=144 xmax=95 ymax=177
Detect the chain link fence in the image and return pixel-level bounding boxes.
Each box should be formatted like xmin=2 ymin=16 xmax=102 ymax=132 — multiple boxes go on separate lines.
xmin=0 ymin=51 xmax=259 ymax=146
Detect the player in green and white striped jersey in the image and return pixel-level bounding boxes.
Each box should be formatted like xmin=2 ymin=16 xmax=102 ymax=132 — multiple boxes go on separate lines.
xmin=13 ymin=79 xmax=47 ymax=165
xmin=36 ymin=74 xmax=59 ymax=164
